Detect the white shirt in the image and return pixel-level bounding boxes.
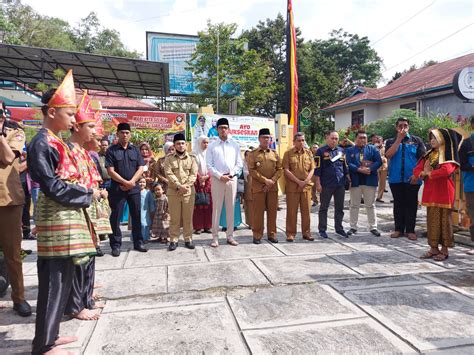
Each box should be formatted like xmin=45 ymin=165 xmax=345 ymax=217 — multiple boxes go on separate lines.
xmin=206 ymin=137 xmax=243 ymax=179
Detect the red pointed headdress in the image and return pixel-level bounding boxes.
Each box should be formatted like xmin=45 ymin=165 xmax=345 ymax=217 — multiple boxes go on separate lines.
xmin=75 ymin=90 xmax=96 ymax=124
xmin=48 ymin=70 xmax=77 ymax=108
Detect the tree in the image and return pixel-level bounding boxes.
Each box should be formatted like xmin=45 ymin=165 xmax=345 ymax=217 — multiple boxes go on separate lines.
xmin=1 ymin=2 xmax=140 ymax=58
xmin=187 ymin=21 xmax=274 ymax=115
xmin=316 ymin=29 xmax=382 ymax=98
xmin=241 ymin=13 xmax=304 ymax=116
xmin=72 ymin=12 xmax=141 ymax=58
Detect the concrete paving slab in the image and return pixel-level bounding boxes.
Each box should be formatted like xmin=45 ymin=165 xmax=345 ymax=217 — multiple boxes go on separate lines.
xmin=271 ymin=238 xmax=353 ymax=256
xmin=243 ymin=318 xmax=416 ymax=354
xmin=330 ymin=250 xmax=446 ymax=276
xmin=345 ymin=284 xmax=474 ymax=350
xmin=94 ymin=252 xmax=129 ymax=271
xmin=103 ymin=291 xmax=226 ymax=314
xmin=204 ymin=242 xmax=284 ymax=261
xmin=327 ymin=274 xmax=432 ymax=292
xmin=0 ymin=313 xmax=96 ymax=354
xmin=393 ymin=244 xmax=474 ymax=270
xmin=252 ymin=255 xmax=359 ymax=284
xmin=227 ymin=283 xmax=365 ymax=329
xmin=95 ymin=266 xmax=166 ymax=299
xmin=421 ymin=271 xmax=474 ymax=298
xmin=123 ymin=245 xmax=207 ymax=268
xmin=168 ymin=259 xmax=269 ymax=293
xmin=84 ymin=303 xmax=249 ymax=354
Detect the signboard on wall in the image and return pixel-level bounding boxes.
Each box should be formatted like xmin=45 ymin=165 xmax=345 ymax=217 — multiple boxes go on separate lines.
xmin=189 ymin=113 xmax=276 ymax=150
xmin=146 ymin=32 xmax=199 ymax=96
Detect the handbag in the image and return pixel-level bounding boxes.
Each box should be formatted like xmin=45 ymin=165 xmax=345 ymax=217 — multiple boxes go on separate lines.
xmin=195 ymin=191 xmax=210 ymax=206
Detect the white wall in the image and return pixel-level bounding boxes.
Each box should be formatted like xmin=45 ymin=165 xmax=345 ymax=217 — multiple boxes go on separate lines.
xmin=334 ymin=97 xmax=419 ymax=129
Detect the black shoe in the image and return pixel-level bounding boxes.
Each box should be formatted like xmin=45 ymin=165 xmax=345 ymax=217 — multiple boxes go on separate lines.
xmin=347 ymin=228 xmax=357 ymax=236
xmin=111 ymin=248 xmax=121 ymax=257
xmin=95 ymin=247 xmax=105 ymax=257
xmin=336 ymin=230 xmax=349 ymax=238
xmin=134 ymin=245 xmax=148 ymax=252
xmin=319 ymin=231 xmax=328 ymax=239
xmin=384 ymin=189 xmax=388 ymax=192
xmin=222 ymin=227 xmax=227 ymax=232
xmin=370 ymin=229 xmax=381 ymax=237
xmin=203 ymin=229 xmax=211 ymax=234
xmin=267 ymin=237 xmax=279 ymax=243
xmin=376 ymin=199 xmax=385 ymax=203
xmin=253 ymin=239 xmax=261 ymax=244
xmin=168 ymin=242 xmax=177 ymax=251
xmin=13 ymin=300 xmax=32 ymax=317
xmin=185 ymin=241 xmax=195 ymax=249
xmin=22 ymin=249 xmax=33 ymax=255
xmin=194 ymin=230 xmax=201 ymax=235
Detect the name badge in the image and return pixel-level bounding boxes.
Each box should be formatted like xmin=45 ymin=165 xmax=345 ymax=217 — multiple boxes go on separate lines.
xmin=330 ymin=152 xmax=343 ymax=162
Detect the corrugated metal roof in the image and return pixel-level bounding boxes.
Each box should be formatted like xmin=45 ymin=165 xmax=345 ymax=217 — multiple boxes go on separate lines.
xmin=323 ymin=53 xmax=474 ymax=111
xmin=0 ymin=44 xmax=170 ymax=98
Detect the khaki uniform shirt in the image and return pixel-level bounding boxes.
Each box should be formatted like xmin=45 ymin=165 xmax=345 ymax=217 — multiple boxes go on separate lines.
xmin=163 ymin=151 xmax=198 ymax=197
xmin=0 ymin=122 xmax=26 ymax=206
xmin=282 ymin=147 xmax=315 ymax=192
xmin=248 ymin=147 xmax=283 ymax=193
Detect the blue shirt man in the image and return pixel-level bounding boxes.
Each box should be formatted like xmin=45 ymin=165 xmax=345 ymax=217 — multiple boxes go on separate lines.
xmin=384 ymin=117 xmax=426 ymax=239
xmin=314 ymin=131 xmax=350 ymax=238
xmin=346 ymin=131 xmax=382 ymax=236
xmin=459 ymin=126 xmax=474 ymax=253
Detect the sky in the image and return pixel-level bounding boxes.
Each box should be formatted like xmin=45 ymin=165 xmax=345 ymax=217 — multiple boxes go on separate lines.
xmin=23 ymin=0 xmax=473 ymax=85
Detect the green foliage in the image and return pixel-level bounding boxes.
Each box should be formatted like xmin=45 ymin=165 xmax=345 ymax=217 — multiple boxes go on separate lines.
xmin=302 ymin=114 xmax=335 ymax=145
xmin=242 ymin=17 xmax=383 ymax=117
xmin=340 ymin=109 xmax=467 ymax=143
xmin=1 ymin=2 xmax=140 ymax=58
xmin=130 ymin=130 xmax=164 ymax=150
xmin=187 ymin=21 xmax=274 ymax=115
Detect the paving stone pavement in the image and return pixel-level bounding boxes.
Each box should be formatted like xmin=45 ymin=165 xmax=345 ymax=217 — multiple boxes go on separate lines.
xmin=1 ymin=191 xmax=473 ymax=354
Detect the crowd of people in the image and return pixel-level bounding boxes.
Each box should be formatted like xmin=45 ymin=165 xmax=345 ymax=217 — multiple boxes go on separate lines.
xmin=0 ymin=70 xmax=473 ymax=355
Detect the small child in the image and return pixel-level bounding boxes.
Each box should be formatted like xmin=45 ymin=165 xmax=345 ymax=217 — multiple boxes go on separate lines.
xmin=139 ymin=177 xmax=155 ymax=242
xmin=151 ymin=183 xmax=170 ymax=243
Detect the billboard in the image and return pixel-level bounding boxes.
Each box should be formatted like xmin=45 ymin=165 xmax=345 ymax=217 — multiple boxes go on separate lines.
xmin=101 ymin=109 xmax=186 ymax=146
xmin=189 ymin=113 xmax=276 ymax=150
xmin=147 ymin=32 xmax=199 ymax=96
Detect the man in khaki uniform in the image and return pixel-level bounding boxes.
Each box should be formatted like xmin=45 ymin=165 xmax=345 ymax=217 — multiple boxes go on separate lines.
xmin=248 ymin=128 xmax=283 ymax=244
xmin=282 ymin=132 xmax=316 ymax=242
xmin=0 ymin=102 xmax=32 ymax=316
xmin=164 ymin=133 xmax=198 ymax=251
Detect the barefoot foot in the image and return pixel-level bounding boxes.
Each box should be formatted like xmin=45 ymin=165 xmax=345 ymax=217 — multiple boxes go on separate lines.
xmin=54 ymin=336 xmax=78 ymax=346
xmin=71 ymin=308 xmax=100 ymax=320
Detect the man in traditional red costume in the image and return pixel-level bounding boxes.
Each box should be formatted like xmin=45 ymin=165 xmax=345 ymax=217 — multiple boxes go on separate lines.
xmin=28 ymin=71 xmax=101 ymax=355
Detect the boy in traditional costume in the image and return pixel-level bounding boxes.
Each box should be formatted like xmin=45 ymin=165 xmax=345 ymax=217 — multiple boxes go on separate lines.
xmin=28 ymin=71 xmax=101 ymax=355
xmin=64 ymin=91 xmax=109 ymax=321
xmin=413 ymin=128 xmax=461 ymax=262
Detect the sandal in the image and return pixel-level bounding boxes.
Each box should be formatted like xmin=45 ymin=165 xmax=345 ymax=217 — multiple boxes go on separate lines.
xmin=420 ymin=251 xmax=439 ymax=259
xmin=390 ymin=231 xmax=402 ymax=238
xmin=433 ymin=253 xmax=449 ymax=262
xmin=407 ymin=233 xmax=417 ymax=241
xmin=210 ymin=241 xmax=219 ymax=248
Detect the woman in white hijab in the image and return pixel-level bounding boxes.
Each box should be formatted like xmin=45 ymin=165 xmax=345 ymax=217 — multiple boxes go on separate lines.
xmin=192 ymin=135 xmax=212 ymax=234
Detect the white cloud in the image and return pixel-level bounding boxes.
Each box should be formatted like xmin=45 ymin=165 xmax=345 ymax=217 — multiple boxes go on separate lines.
xmin=21 ymin=0 xmax=473 ymax=84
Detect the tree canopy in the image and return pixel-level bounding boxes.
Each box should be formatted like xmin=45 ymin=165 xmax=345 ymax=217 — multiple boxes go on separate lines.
xmin=0 ymin=0 xmax=140 ymax=58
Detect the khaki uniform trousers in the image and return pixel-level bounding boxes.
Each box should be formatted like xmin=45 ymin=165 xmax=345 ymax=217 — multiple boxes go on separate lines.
xmin=252 ymin=191 xmax=278 ymax=240
xmin=377 ymin=170 xmax=387 ymax=200
xmin=0 ymin=205 xmax=25 ymax=303
xmin=286 ymin=190 xmax=312 ymax=238
xmin=168 ymin=194 xmax=195 ymax=243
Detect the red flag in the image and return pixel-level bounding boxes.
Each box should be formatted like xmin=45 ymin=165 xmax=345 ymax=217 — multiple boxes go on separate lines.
xmin=286 ymin=0 xmax=299 ymax=130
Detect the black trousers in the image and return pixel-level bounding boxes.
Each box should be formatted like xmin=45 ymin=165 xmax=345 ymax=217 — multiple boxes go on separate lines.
xmin=32 ymin=258 xmax=75 ymax=355
xmin=22 ymin=181 xmax=31 ymax=238
xmin=108 ymin=190 xmax=142 ymax=249
xmin=318 ymin=185 xmax=345 ymax=232
xmin=390 ymin=183 xmax=420 ymax=234
xmin=64 ymin=257 xmax=95 ymax=315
